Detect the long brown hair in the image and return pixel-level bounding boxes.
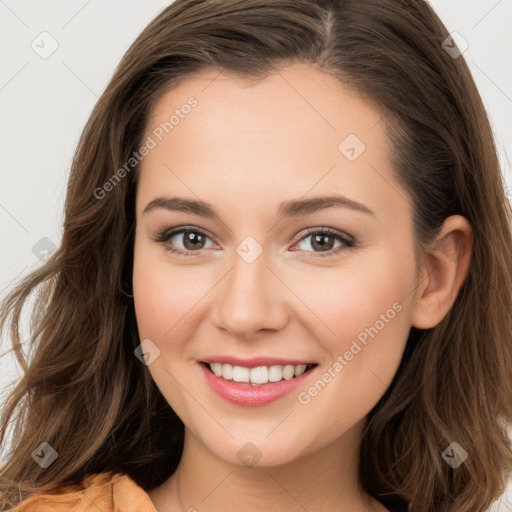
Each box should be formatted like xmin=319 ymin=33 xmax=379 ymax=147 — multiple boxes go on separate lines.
xmin=1 ymin=1 xmax=511 ymax=510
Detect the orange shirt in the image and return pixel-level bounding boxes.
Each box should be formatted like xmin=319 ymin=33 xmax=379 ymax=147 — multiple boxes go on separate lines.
xmin=8 ymin=472 xmax=158 ymax=512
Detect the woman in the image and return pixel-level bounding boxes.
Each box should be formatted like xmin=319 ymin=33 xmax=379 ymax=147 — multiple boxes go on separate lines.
xmin=1 ymin=1 xmax=511 ymax=511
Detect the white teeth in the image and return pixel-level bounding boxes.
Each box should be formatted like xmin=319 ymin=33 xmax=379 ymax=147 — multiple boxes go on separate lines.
xmin=207 ymin=362 xmax=312 ymax=384
xmin=222 ymin=363 xmax=233 ymax=380
xmin=211 ymin=362 xmax=223 ymax=376
xmin=294 ymin=364 xmax=307 ymax=377
xmin=268 ymin=365 xmax=283 ymax=382
xmin=232 ymin=365 xmax=250 ymax=383
xmin=283 ymin=365 xmax=296 ymax=380
xmin=250 ymin=366 xmax=268 ymax=384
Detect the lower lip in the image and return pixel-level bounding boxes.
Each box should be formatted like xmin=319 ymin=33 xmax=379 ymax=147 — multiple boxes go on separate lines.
xmin=198 ymin=362 xmax=316 ymax=406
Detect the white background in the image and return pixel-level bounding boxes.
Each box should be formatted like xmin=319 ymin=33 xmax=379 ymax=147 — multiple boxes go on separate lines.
xmin=1 ymin=1 xmax=511 ymax=509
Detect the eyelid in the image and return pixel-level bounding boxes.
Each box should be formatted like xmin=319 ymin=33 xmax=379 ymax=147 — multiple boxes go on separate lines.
xmin=293 ymin=226 xmax=354 ymax=245
xmin=153 ymin=225 xmax=213 ymax=242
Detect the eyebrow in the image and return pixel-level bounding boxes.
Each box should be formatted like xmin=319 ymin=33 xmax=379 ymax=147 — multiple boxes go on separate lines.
xmin=142 ymin=195 xmax=375 ymax=219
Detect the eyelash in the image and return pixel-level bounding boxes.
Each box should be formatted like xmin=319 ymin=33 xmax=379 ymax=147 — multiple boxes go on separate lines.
xmin=152 ymin=226 xmax=355 ymax=259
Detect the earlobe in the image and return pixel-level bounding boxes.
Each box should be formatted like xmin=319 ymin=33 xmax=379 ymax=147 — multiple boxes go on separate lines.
xmin=411 ymin=215 xmax=474 ymax=330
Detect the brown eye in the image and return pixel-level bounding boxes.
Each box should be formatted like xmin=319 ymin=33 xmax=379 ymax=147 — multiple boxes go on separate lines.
xmin=294 ymin=228 xmax=354 ymax=257
xmin=179 ymin=230 xmax=207 ymax=250
xmin=310 ymin=233 xmax=336 ymax=251
xmin=154 ymin=227 xmax=216 ymax=257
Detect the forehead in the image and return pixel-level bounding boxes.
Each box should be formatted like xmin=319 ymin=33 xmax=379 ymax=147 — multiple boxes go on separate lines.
xmin=144 ymin=63 xmax=386 ymax=153
xmin=137 ymin=63 xmax=405 ymax=222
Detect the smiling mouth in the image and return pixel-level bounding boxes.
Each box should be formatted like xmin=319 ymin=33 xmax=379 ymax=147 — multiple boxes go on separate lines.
xmin=201 ymin=361 xmax=318 ymax=386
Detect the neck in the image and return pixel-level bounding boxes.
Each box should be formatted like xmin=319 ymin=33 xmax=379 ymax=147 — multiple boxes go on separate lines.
xmin=148 ymin=420 xmax=388 ymax=512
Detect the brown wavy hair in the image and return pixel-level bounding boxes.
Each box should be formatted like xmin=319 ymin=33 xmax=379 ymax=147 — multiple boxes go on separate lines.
xmin=1 ymin=0 xmax=512 ymax=510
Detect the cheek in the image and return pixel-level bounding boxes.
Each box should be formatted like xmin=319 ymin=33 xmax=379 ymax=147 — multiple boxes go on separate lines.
xmin=133 ymin=238 xmax=188 ymax=343
xmin=289 ymin=252 xmax=414 ymax=386
xmin=290 ymin=261 xmax=412 ymax=437
xmin=132 ymin=231 xmax=211 ymax=338
xmin=294 ymin=254 xmax=411 ymax=333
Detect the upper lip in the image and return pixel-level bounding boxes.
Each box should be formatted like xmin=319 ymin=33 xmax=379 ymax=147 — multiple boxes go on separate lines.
xmin=200 ymin=356 xmax=317 ymax=368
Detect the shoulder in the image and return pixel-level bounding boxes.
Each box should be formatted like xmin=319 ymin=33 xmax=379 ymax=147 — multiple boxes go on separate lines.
xmin=8 ymin=471 xmax=158 ymax=512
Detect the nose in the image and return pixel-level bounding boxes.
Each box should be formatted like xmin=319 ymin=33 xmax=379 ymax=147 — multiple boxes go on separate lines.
xmin=211 ymin=248 xmax=289 ymax=340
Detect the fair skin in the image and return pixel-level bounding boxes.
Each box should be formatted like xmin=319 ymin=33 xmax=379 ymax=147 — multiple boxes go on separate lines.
xmin=132 ymin=63 xmax=473 ymax=512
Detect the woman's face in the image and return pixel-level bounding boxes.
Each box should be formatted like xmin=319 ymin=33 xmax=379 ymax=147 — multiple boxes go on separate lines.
xmin=132 ymin=63 xmax=418 ymax=467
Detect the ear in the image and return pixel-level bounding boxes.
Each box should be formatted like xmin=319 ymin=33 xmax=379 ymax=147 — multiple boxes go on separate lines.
xmin=411 ymin=215 xmax=474 ymax=329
